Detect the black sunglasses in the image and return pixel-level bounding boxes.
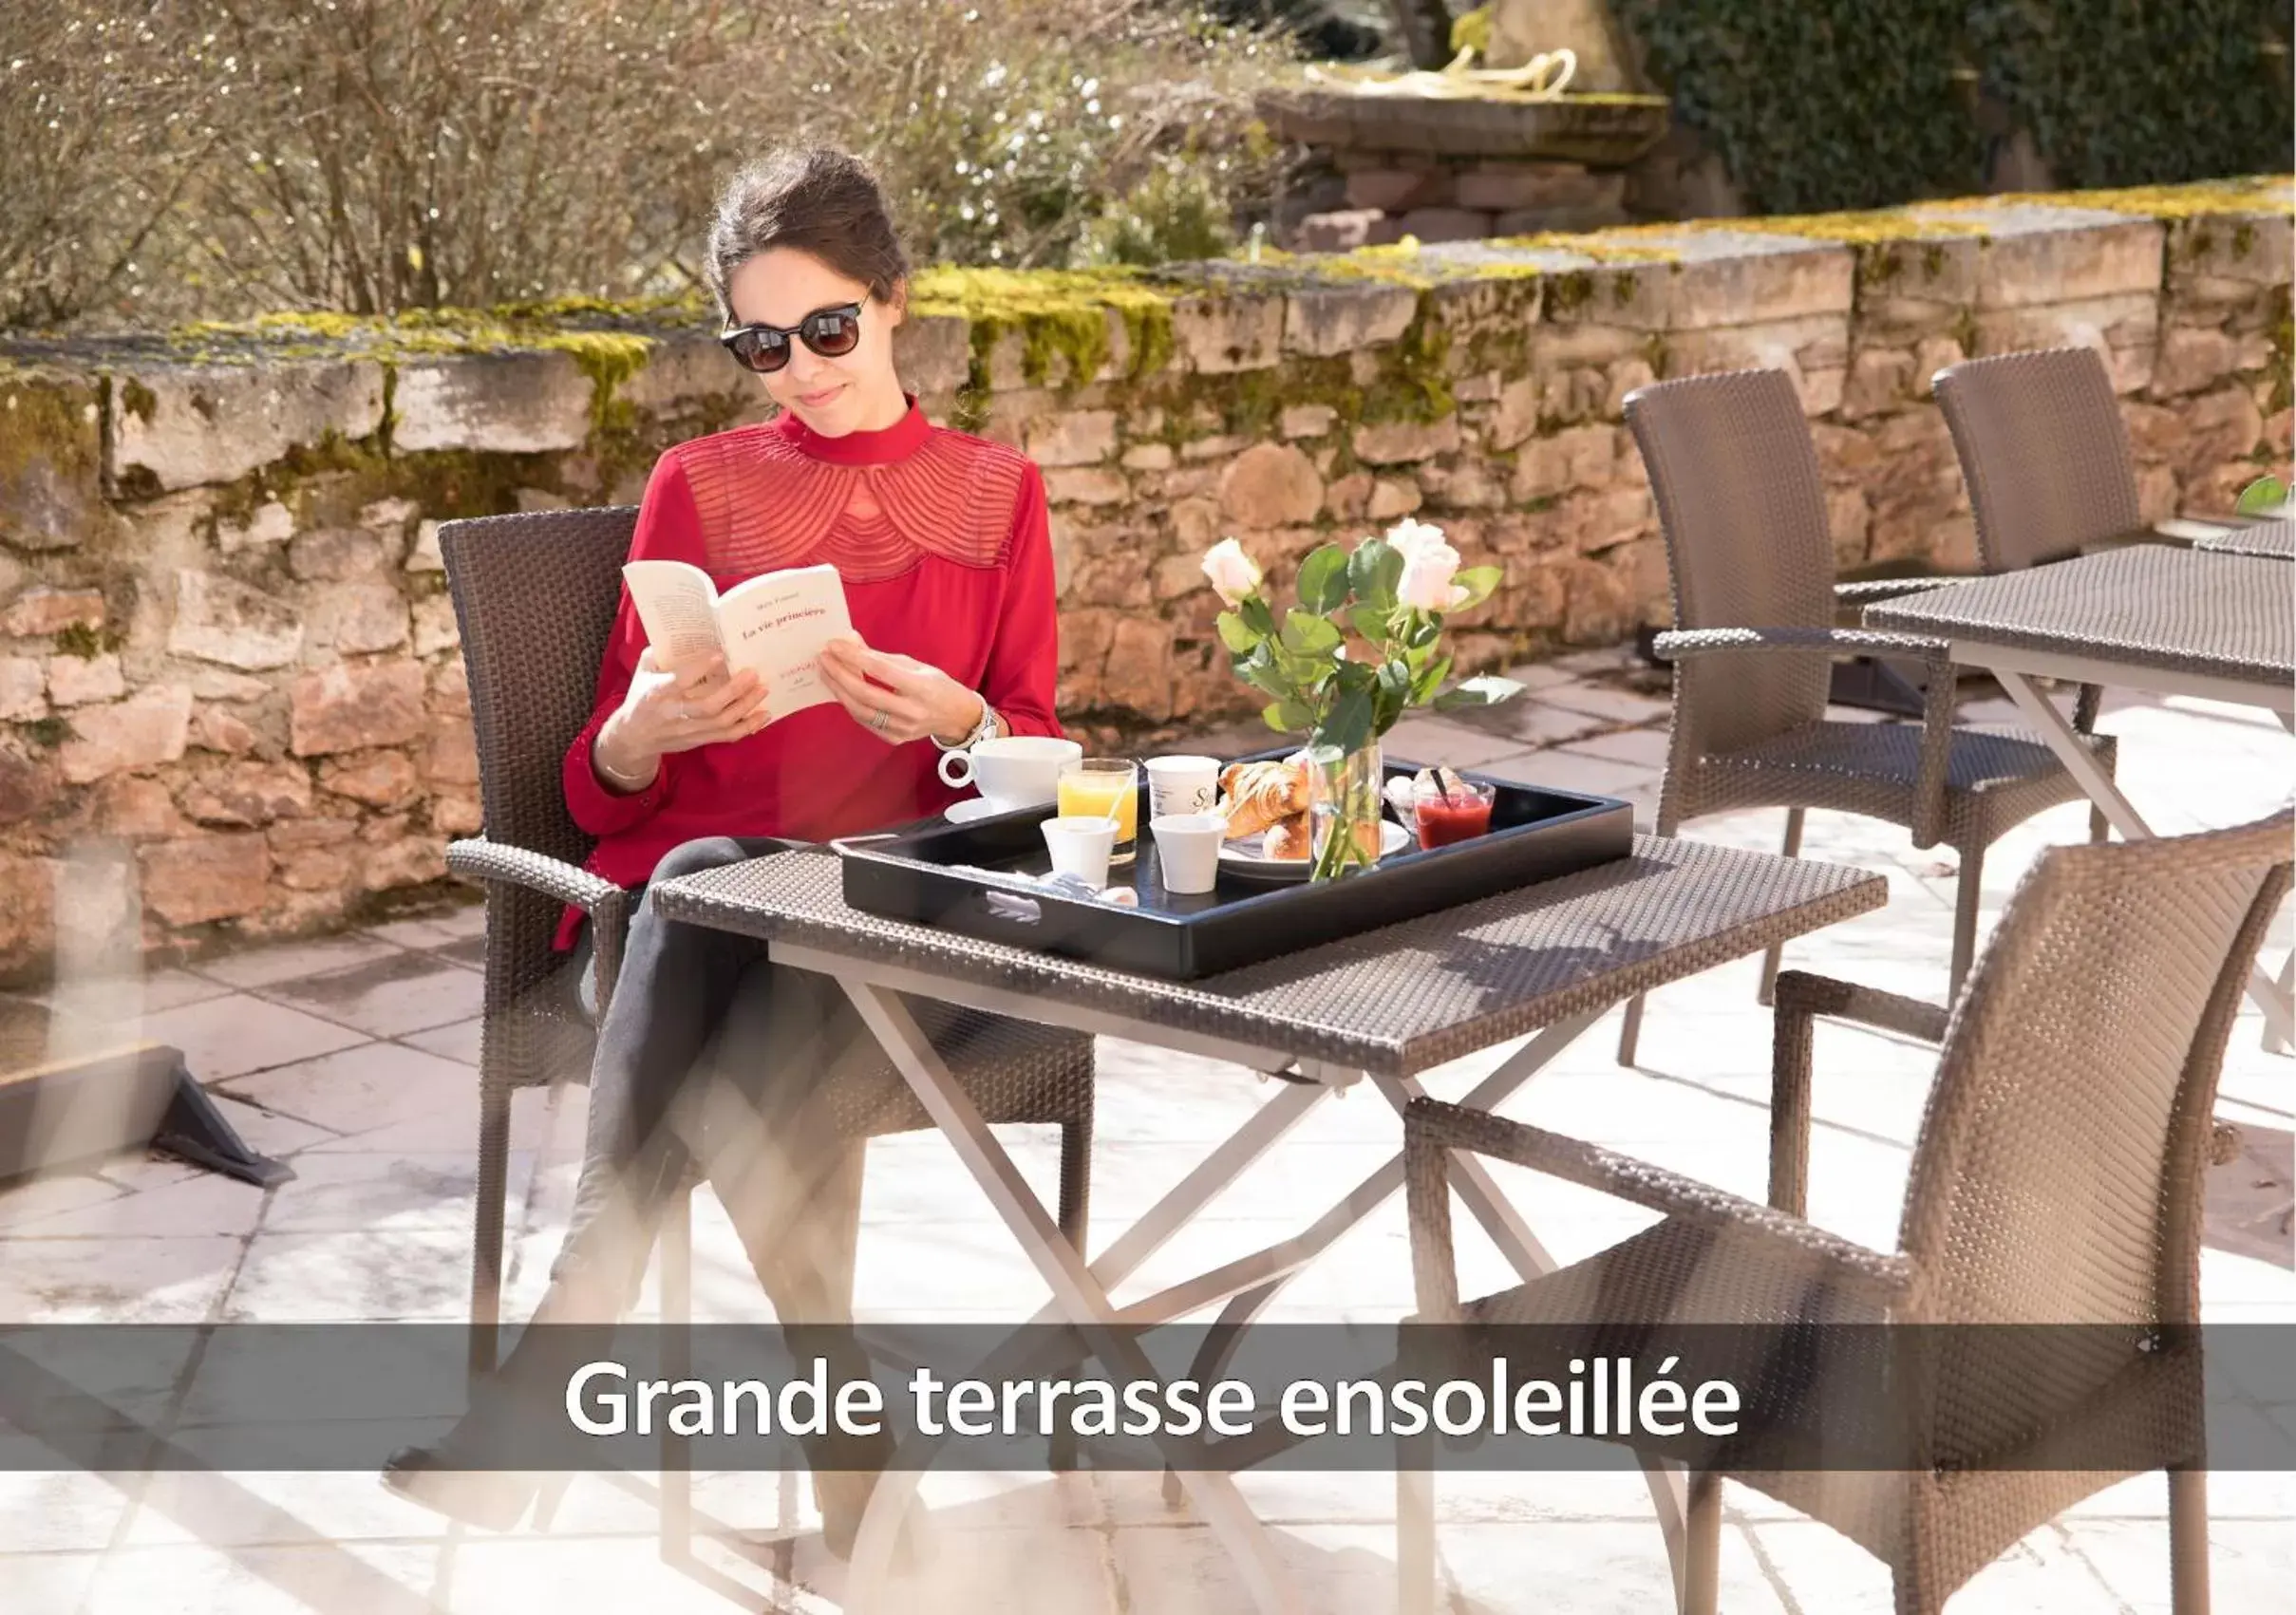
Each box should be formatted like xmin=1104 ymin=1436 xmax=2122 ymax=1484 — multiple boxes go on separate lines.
xmin=718 ymin=302 xmax=863 ymax=373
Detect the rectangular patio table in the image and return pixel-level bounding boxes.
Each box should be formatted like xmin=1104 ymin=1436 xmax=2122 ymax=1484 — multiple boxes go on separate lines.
xmin=653 ymin=835 xmax=1883 ymax=1615
xmin=1865 ymin=544 xmax=2294 ymax=1048
xmin=2192 ymin=516 xmax=2295 ymax=560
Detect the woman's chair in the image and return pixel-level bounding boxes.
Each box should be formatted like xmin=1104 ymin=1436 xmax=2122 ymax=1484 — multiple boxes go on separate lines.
xmin=1611 ymin=368 xmax=2114 ymax=1064
xmin=1404 ymin=809 xmax=2291 ymax=1614
xmin=436 ymin=507 xmax=1097 ymax=1490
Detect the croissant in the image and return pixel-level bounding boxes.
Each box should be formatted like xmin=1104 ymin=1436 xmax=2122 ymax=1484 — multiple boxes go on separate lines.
xmin=1263 ymin=816 xmax=1313 ymax=861
xmin=1219 ymin=760 xmax=1309 ymax=838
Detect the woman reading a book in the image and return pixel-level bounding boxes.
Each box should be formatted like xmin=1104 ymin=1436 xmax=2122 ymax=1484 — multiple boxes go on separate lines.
xmin=385 ymin=148 xmax=1061 ymax=1549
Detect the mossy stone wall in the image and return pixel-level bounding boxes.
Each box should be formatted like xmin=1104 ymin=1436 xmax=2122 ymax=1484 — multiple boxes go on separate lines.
xmin=0 ymin=177 xmax=2287 ymax=973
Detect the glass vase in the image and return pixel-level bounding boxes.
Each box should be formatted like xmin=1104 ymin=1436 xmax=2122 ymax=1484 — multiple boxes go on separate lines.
xmin=1307 ymin=741 xmax=1385 ymax=881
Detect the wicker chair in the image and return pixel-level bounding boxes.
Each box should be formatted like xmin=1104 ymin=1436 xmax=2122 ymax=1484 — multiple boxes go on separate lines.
xmin=437 ymin=506 xmax=1097 ymax=1410
xmin=1611 ymin=368 xmax=2114 ymax=1064
xmin=1403 ymin=809 xmax=2291 ymax=1615
xmin=1933 ymin=345 xmax=2139 ymax=782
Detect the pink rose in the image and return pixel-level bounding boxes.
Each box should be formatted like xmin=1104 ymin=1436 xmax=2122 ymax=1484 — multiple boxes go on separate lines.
xmin=1384 ymin=517 xmax=1449 ymax=565
xmin=1201 ymin=537 xmax=1264 ymax=607
xmin=1397 ymin=535 xmax=1463 ymax=611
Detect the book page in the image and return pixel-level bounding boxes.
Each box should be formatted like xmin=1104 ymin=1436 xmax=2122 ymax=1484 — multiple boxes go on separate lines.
xmin=713 ymin=563 xmax=854 ymax=720
xmin=621 ymin=560 xmax=725 ymax=666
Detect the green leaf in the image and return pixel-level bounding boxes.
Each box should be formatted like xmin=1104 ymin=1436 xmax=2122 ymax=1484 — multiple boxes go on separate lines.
xmin=1448 ymin=565 xmax=1501 ymax=612
xmin=1372 ymin=661 xmax=1414 ymax=734
xmin=1412 ymin=651 xmax=1454 ymax=704
xmin=1238 ymin=594 xmax=1277 ymax=636
xmin=1407 ymin=616 xmax=1442 ymax=649
xmin=1347 ymin=537 xmax=1402 ymax=612
xmin=1262 ymin=698 xmax=1316 ymax=733
xmin=1315 ymin=686 xmax=1376 ymax=759
xmin=1295 ymin=543 xmax=1351 ymax=614
xmin=1430 ymin=673 xmax=1525 ymax=711
xmin=1279 ymin=609 xmax=1343 ymax=656
xmin=1346 ymin=602 xmax=1397 ymax=644
xmin=2236 ymin=475 xmax=2288 ymax=516
xmin=1214 ymin=610 xmax=1260 ymax=655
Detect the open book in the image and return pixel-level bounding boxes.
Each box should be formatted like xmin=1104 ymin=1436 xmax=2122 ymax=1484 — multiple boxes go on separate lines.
xmin=622 ymin=560 xmax=854 ymax=723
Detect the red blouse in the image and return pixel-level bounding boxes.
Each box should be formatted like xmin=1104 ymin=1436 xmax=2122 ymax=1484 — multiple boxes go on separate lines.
xmin=556 ymin=400 xmax=1063 ymax=947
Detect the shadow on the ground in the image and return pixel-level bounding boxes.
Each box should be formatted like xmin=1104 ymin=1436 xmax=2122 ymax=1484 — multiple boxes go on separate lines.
xmin=2207 ymin=1123 xmax=2293 ymax=1268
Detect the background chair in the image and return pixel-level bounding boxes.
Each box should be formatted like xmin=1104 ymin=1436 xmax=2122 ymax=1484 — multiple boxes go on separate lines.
xmin=439 ymin=506 xmax=1097 ymax=1530
xmin=1611 ymin=368 xmax=2113 ymax=1064
xmin=1404 ymin=810 xmax=2291 ymax=1615
xmin=1935 ymin=346 xmax=2141 ymax=806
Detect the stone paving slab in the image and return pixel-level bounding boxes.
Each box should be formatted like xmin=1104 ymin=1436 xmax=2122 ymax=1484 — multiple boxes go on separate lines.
xmin=0 ymin=670 xmax=2287 ymax=1612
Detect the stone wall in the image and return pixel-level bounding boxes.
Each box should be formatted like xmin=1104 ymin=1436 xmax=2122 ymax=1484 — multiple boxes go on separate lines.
xmin=0 ymin=178 xmax=2287 ymax=974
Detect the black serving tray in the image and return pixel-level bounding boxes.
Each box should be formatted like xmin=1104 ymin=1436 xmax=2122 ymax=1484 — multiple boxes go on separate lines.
xmin=834 ymin=754 xmax=1634 ymax=981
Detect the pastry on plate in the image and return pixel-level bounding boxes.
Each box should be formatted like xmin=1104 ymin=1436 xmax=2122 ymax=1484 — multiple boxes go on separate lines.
xmin=1219 ymin=759 xmax=1308 ymax=838
xmin=1262 ymin=816 xmax=1312 ymax=861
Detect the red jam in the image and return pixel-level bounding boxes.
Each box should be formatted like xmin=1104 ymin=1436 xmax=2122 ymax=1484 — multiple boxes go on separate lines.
xmin=1416 ymin=791 xmax=1494 ymax=850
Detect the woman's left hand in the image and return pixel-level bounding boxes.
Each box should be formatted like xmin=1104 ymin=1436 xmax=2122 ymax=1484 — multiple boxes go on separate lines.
xmin=818 ymin=636 xmax=987 ymax=745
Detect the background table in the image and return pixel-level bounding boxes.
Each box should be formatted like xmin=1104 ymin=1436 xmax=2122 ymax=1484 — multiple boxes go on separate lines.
xmin=2192 ymin=516 xmax=2294 ymax=560
xmin=1867 ymin=545 xmax=2293 ymax=1046
xmin=657 ymin=836 xmax=1884 ymax=1615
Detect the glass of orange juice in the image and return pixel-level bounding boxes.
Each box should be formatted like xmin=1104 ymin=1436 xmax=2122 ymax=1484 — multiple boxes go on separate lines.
xmin=1057 ymin=759 xmax=1139 ymax=863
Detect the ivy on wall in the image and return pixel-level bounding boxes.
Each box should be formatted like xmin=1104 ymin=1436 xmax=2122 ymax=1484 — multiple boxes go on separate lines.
xmin=1615 ymin=0 xmax=1982 ymax=213
xmin=1614 ymin=0 xmax=2293 ymax=216
xmin=1969 ymin=0 xmax=2292 ymax=189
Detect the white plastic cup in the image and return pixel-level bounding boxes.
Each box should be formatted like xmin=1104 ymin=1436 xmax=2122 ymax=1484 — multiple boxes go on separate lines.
xmin=1143 ymin=754 xmax=1220 ymax=820
xmin=1151 ymin=811 xmax=1227 ymax=895
xmin=1041 ymin=816 xmax=1117 ymax=887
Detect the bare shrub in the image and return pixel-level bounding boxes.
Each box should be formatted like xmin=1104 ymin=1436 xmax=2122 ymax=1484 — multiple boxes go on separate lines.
xmin=2 ymin=1 xmax=1297 ymax=329
xmin=160 ymin=0 xmax=760 ymax=316
xmin=768 ymin=0 xmax=1299 ymax=269
xmin=0 ymin=10 xmax=205 ymax=329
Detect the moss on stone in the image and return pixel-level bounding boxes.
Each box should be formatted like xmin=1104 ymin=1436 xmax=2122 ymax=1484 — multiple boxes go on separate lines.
xmin=910 ymin=266 xmax=1176 ymax=392
xmin=1546 ymin=271 xmax=1595 ymax=316
xmin=51 ymin=623 xmax=104 ymax=659
xmin=1971 ymin=175 xmax=2292 ymax=220
xmin=118 ymin=378 xmax=158 ymax=424
xmin=0 ymin=373 xmax=102 ymax=490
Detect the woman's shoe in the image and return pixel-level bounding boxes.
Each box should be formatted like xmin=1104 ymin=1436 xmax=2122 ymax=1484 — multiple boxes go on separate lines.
xmin=381 ymin=1445 xmax=570 ymax=1530
xmin=817 ymin=1470 xmax=932 ymax=1570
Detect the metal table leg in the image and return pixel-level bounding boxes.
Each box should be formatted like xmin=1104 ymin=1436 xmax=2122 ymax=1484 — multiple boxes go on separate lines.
xmin=837 ymin=980 xmax=1311 ymax=1615
xmin=1997 ymin=670 xmax=2296 ymax=1047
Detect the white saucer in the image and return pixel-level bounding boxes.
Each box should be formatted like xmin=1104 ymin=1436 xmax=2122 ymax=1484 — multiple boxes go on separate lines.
xmin=1217 ymin=819 xmax=1411 ymax=881
xmin=945 ymin=798 xmax=1010 ymax=825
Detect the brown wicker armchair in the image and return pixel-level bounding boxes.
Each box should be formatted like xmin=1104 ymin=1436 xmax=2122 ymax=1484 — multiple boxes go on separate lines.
xmin=1933 ymin=345 xmax=2140 ymax=777
xmin=1403 ymin=810 xmax=2291 ymax=1615
xmin=1611 ymin=368 xmax=2114 ymax=1064
xmin=437 ymin=504 xmax=1097 ymax=1356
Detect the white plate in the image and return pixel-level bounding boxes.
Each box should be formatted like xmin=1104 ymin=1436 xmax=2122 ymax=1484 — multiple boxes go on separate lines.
xmin=945 ymin=798 xmax=1012 ymax=825
xmin=1217 ymin=819 xmax=1411 ymax=881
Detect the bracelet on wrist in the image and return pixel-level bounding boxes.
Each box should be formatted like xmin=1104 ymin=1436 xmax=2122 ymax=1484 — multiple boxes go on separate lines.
xmin=593 ymin=739 xmax=653 ymax=794
xmin=932 ymin=697 xmax=1000 ymax=752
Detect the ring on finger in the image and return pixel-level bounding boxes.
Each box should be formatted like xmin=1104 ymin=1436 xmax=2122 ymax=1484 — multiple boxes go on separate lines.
xmin=870 ymin=707 xmax=894 ymax=734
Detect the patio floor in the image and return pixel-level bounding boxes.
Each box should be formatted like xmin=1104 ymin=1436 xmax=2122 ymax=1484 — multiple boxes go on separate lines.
xmin=2 ymin=648 xmax=2291 ymax=1614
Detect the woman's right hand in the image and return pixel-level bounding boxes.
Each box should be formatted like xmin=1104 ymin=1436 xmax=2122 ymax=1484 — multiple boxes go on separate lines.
xmin=592 ymin=648 xmax=769 ymax=792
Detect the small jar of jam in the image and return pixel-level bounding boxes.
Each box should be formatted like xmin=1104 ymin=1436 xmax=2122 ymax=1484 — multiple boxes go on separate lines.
xmin=1415 ymin=778 xmax=1496 ymax=849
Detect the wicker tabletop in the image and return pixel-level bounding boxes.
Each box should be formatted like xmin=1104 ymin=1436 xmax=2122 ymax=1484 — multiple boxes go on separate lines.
xmin=2192 ymin=516 xmax=2294 ymax=560
xmin=652 ymin=836 xmax=1885 ymax=1077
xmin=1864 ymin=544 xmax=2294 ymax=687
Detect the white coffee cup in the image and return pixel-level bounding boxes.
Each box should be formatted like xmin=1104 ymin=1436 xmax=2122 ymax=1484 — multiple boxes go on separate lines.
xmin=1151 ymin=812 xmax=1226 ymax=895
xmin=1042 ymin=816 xmax=1117 ymax=887
xmin=939 ymin=735 xmax=1084 ymax=809
xmin=1144 ymin=754 xmax=1220 ymax=821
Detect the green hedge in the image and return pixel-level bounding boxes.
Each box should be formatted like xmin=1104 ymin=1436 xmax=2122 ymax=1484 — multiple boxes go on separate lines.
xmin=1616 ymin=0 xmax=2292 ymax=214
xmin=1970 ymin=0 xmax=2292 ymax=190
